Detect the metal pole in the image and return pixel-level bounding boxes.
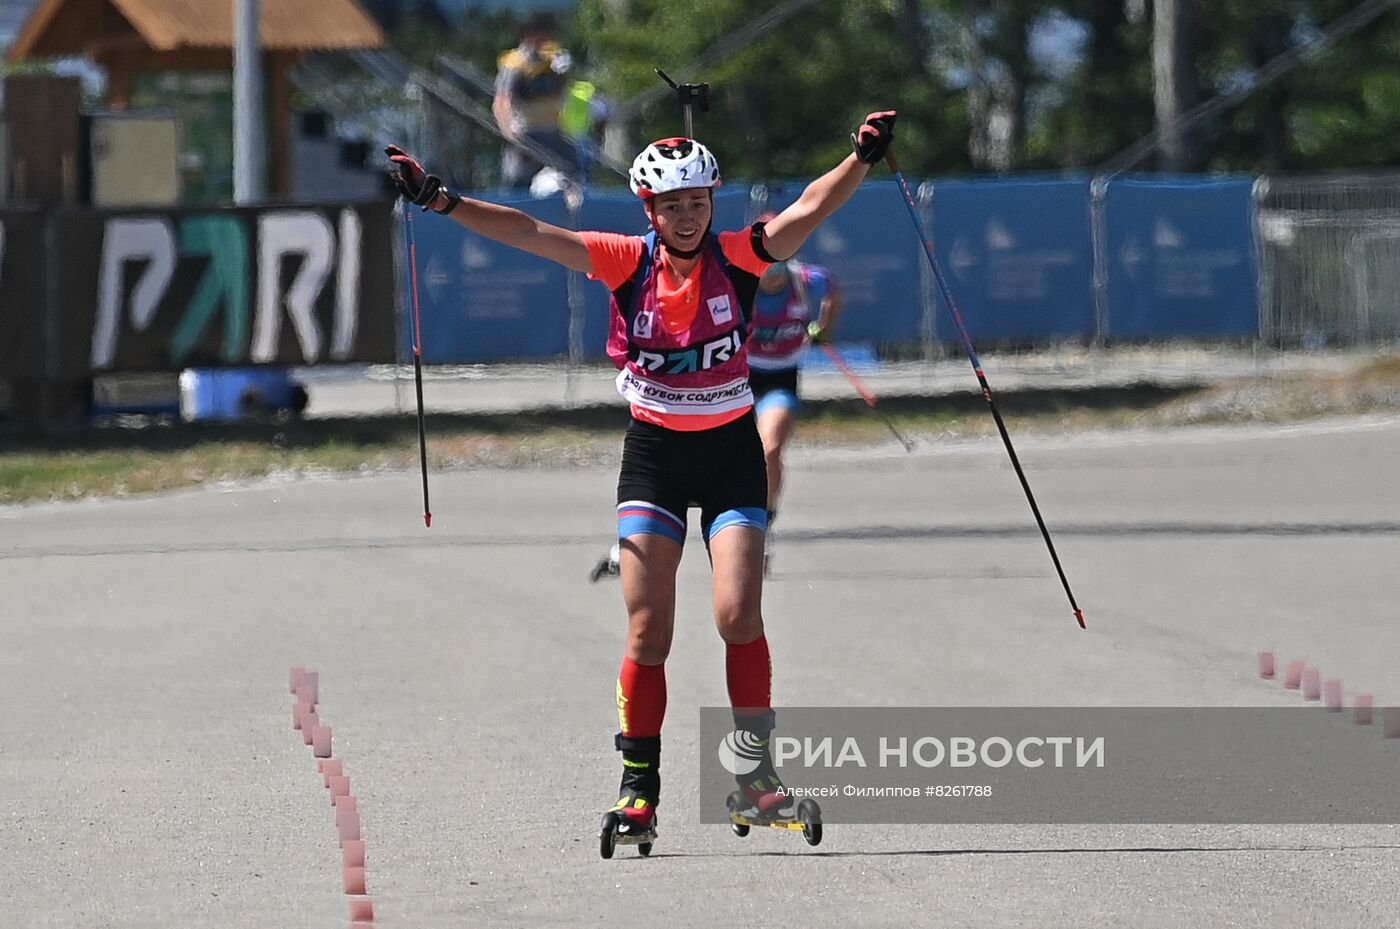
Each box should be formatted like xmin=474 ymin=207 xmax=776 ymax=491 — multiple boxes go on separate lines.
xmin=917 ymin=180 xmax=941 ymax=364
xmin=1251 ymin=176 xmax=1274 ymax=348
xmin=1089 ymin=176 xmax=1109 ymax=346
xmin=565 ymin=190 xmax=585 ymax=408
xmin=233 ymin=0 xmax=265 ymax=203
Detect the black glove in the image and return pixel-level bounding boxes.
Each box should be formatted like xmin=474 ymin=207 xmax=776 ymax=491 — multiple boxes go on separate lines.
xmin=385 ymin=144 xmax=459 ymax=214
xmin=851 ymin=110 xmax=896 ymax=164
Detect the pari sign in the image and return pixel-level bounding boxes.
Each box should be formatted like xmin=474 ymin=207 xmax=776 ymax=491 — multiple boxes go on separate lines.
xmin=64 ymin=203 xmax=397 ymax=373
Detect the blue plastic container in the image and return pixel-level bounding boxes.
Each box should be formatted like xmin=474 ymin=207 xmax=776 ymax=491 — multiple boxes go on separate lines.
xmin=178 ymin=368 xmax=307 ymax=421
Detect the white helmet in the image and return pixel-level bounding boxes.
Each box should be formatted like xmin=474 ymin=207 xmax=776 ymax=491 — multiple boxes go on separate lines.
xmin=628 ymin=137 xmax=721 ymax=199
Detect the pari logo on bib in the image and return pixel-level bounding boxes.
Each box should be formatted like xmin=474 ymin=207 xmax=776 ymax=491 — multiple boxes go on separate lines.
xmin=707 ymin=295 xmax=733 ymax=325
xmin=602 ymin=226 xmax=757 ymax=420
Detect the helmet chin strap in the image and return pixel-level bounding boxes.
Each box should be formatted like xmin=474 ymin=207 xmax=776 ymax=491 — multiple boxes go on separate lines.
xmin=661 ymin=223 xmax=711 ymax=260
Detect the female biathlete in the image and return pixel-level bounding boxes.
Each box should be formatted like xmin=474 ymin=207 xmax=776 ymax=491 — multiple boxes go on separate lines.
xmin=590 ymin=246 xmax=843 ymax=581
xmin=747 ymin=224 xmax=844 ymax=574
xmin=385 ymin=110 xmax=894 ymax=852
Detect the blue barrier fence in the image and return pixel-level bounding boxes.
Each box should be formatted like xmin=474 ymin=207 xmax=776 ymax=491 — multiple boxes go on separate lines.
xmin=407 ymin=193 xmax=572 ymax=364
xmin=1102 ymin=177 xmax=1258 ymax=338
xmin=928 ymin=177 xmax=1097 ymax=341
xmin=404 ymin=174 xmax=1260 ymax=363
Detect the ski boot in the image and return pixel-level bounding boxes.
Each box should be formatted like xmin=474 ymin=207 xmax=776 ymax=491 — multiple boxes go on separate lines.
xmin=589 ymin=542 xmax=621 ymax=583
xmin=724 ymin=713 xmax=823 ymax=847
xmin=599 ymin=734 xmax=659 ymax=859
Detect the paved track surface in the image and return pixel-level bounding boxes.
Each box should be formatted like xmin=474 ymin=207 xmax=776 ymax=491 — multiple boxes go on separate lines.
xmin=4 ymin=414 xmax=1400 ymax=928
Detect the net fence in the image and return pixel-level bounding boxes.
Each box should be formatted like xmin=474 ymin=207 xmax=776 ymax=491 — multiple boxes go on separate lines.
xmin=1257 ymin=173 xmax=1400 ymax=348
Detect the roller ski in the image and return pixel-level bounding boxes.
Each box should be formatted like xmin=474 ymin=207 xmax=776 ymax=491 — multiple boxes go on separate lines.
xmin=725 ymin=786 xmax=823 ymax=847
xmin=599 ymin=734 xmax=659 ymax=859
xmin=723 ymin=714 xmax=822 ymax=846
xmin=589 ymin=542 xmax=621 ymax=583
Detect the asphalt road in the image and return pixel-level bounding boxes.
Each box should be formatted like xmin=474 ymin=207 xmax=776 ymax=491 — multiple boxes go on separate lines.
xmin=4 ymin=413 xmax=1400 ymax=928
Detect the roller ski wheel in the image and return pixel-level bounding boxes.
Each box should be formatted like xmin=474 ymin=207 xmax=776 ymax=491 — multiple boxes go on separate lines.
xmin=598 ymin=807 xmax=657 ymax=859
xmin=725 ymin=792 xmax=750 ymax=837
xmin=725 ymin=791 xmax=823 ymax=847
xmin=589 ymin=543 xmax=621 ymax=583
xmin=599 ymin=811 xmax=617 ymax=859
xmin=798 ymin=798 xmax=823 ymax=847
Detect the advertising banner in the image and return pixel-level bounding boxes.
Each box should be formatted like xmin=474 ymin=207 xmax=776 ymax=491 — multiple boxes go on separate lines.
xmin=52 ymin=201 xmax=397 ymax=374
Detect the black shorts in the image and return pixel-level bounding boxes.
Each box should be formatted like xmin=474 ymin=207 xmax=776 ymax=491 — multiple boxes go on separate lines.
xmin=616 ymin=411 xmax=768 ymax=545
xmin=747 ymin=367 xmax=799 ymax=399
xmin=748 ymin=367 xmax=801 ymax=415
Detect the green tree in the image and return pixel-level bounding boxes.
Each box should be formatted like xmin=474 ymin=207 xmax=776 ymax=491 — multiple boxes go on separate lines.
xmin=553 ymin=0 xmax=1400 ymax=179
xmin=1030 ymin=0 xmax=1154 ymax=169
xmin=577 ymin=0 xmax=972 ymax=181
xmin=1264 ymin=0 xmax=1400 ymax=170
xmin=1185 ymin=0 xmax=1400 ymax=172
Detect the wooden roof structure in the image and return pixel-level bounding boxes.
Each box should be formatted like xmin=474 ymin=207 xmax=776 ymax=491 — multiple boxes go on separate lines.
xmin=8 ymin=0 xmax=385 ymax=60
xmin=6 ymin=0 xmax=386 ymax=196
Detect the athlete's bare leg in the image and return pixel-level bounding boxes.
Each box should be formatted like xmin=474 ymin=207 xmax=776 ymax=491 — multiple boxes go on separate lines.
xmin=709 ymin=523 xmax=795 ymax=815
xmin=708 ymin=525 xmax=766 ymax=645
xmin=757 ymin=406 xmax=798 ymax=514
xmin=619 ymin=533 xmax=683 ymax=664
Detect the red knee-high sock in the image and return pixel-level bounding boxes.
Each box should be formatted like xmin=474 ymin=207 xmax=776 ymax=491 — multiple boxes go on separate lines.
xmin=726 ymin=635 xmax=772 ymax=714
xmin=617 ymin=657 xmax=666 ymax=738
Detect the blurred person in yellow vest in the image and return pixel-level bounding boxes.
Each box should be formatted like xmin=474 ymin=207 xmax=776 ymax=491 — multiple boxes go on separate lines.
xmin=560 ymin=78 xmax=610 ymax=186
xmin=493 ymin=13 xmax=578 ymax=190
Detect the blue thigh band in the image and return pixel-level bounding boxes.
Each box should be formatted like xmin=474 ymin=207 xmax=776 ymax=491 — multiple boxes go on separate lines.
xmin=755 ymin=389 xmax=800 ymax=417
xmin=617 ymin=500 xmax=687 ymax=544
xmin=703 ymin=506 xmax=769 ymax=543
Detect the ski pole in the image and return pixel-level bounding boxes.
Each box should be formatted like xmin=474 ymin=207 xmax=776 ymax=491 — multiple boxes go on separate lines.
xmin=818 ymin=342 xmax=912 ymax=452
xmin=884 ymin=149 xmax=1085 ymax=630
xmin=402 ymin=200 xmax=433 ymax=528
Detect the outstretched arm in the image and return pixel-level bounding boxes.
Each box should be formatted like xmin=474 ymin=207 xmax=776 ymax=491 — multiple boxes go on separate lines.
xmin=439 ymin=197 xmax=592 ymax=273
xmin=816 ymin=281 xmax=844 ymax=335
xmin=386 ymin=145 xmax=592 ymax=274
xmin=761 ymin=111 xmax=896 ymax=261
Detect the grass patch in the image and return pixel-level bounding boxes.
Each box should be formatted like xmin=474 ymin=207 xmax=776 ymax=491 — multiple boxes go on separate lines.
xmin=0 ymin=440 xmax=408 ymax=504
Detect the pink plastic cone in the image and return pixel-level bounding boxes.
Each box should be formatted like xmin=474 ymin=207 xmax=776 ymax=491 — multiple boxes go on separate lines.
xmin=1355 ymin=694 xmax=1374 ymax=725
xmin=1257 ymin=651 xmax=1275 ymax=679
